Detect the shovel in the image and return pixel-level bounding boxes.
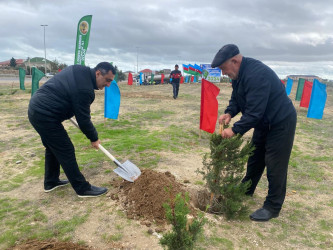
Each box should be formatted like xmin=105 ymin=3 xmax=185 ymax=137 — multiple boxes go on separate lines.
xmin=69 ymin=118 xmax=141 ymax=182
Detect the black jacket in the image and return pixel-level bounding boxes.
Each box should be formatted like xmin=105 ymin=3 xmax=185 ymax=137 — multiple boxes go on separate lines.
xmin=28 ymin=65 xmax=98 ymax=142
xmin=170 ymin=70 xmax=182 ymax=83
xmin=225 ymin=57 xmax=295 ymax=135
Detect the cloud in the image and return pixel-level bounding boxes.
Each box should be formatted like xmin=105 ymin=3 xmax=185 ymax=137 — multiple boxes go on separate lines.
xmin=0 ymin=0 xmax=332 ymax=79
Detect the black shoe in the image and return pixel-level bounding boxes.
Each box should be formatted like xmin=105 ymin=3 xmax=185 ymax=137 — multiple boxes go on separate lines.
xmin=77 ymin=185 xmax=108 ymax=198
xmin=44 ymin=180 xmax=70 ymax=193
xmin=250 ymin=208 xmax=279 ymax=222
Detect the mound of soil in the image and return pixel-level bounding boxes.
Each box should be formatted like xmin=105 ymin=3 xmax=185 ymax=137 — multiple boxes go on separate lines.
xmin=9 ymin=239 xmax=92 ymax=250
xmin=110 ymin=169 xmax=186 ymax=224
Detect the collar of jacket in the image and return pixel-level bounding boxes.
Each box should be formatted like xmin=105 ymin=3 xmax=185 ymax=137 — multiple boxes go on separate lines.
xmin=90 ymin=68 xmax=98 ymax=90
xmin=237 ymin=56 xmax=247 ymax=80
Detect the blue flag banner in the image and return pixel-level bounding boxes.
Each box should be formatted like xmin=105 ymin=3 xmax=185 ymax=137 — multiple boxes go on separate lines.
xmin=104 ymin=80 xmax=121 ymax=119
xmin=285 ymin=78 xmax=293 ymax=96
xmin=185 ymin=75 xmax=189 ymax=83
xmin=193 ymin=76 xmax=197 ymax=83
xmin=307 ymin=79 xmax=327 ymax=119
xmin=139 ymin=72 xmax=143 ymax=85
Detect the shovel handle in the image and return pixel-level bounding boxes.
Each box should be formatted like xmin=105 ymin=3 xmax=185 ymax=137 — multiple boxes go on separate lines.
xmin=219 ymin=123 xmax=224 ymax=135
xmin=69 ymin=118 xmax=116 ymax=162
xmin=98 ymin=144 xmax=116 ymax=162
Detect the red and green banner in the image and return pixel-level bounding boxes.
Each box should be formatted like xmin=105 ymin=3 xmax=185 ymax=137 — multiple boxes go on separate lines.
xmin=300 ymin=80 xmax=313 ymax=108
xmin=188 ymin=64 xmax=197 ymax=75
xmin=182 ymin=64 xmax=189 ymax=73
xmin=74 ymin=15 xmax=92 ymax=65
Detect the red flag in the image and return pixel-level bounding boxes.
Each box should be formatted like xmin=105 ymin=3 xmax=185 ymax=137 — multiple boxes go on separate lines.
xmin=180 ymin=76 xmax=184 ymax=84
xmin=190 ymin=76 xmax=194 ymax=82
xmin=200 ymin=79 xmax=220 ymax=133
xmin=161 ymin=73 xmax=165 ymax=84
xmin=300 ymin=80 xmax=313 ymax=108
xmin=128 ymin=72 xmax=133 ymax=85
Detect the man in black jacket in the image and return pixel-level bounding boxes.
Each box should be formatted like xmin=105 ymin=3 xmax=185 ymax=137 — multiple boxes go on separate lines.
xmin=28 ymin=62 xmax=116 ymax=197
xmin=169 ymin=64 xmax=182 ymax=99
xmin=211 ymin=44 xmax=297 ymax=221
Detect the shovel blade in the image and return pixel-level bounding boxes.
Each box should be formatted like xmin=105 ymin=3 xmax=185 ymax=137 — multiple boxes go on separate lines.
xmin=113 ymin=167 xmax=134 ymax=182
xmin=122 ymin=160 xmax=141 ymax=179
xmin=113 ymin=160 xmax=141 ymax=182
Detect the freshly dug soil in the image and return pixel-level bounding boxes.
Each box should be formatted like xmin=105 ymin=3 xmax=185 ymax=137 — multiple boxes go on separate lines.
xmin=9 ymin=239 xmax=92 ymax=250
xmin=110 ymin=169 xmax=186 ymax=224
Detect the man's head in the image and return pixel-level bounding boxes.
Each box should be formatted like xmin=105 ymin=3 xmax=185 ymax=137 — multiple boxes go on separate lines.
xmin=211 ymin=44 xmax=242 ymax=80
xmin=175 ymin=64 xmax=179 ymax=70
xmin=94 ymin=62 xmax=116 ymax=89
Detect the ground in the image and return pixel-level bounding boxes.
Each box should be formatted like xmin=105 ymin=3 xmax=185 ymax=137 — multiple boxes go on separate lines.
xmin=0 ymin=77 xmax=332 ymax=249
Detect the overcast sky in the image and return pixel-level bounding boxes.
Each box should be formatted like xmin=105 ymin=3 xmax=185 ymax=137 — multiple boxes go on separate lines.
xmin=1 ymin=0 xmax=333 ymax=79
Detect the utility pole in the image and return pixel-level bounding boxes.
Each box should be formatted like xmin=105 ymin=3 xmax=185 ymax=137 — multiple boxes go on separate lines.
xmin=41 ymin=24 xmax=48 ymax=74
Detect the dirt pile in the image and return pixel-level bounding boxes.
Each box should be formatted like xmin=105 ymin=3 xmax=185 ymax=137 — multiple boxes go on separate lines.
xmin=110 ymin=169 xmax=186 ymax=224
xmin=9 ymin=239 xmax=93 ymax=250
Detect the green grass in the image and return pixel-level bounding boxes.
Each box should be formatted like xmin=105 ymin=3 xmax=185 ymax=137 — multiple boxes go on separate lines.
xmin=0 ymin=198 xmax=47 ymax=248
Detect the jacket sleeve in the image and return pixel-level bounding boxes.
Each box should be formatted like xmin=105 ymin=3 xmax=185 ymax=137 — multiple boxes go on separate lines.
xmin=74 ymin=89 xmax=98 ymax=142
xmin=232 ymin=74 xmax=271 ymax=135
xmin=225 ymin=84 xmax=240 ymax=118
xmin=71 ymin=67 xmax=98 ymax=142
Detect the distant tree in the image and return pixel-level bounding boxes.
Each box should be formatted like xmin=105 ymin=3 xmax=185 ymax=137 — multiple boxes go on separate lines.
xmin=114 ymin=65 xmax=125 ymax=81
xmin=50 ymin=59 xmax=59 ymax=71
xmin=58 ymin=63 xmax=67 ymax=70
xmin=10 ymin=57 xmax=16 ymax=67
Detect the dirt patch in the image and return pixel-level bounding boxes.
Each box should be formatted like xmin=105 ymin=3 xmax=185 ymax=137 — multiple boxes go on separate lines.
xmin=109 ymin=169 xmax=188 ymax=224
xmin=9 ymin=239 xmax=93 ymax=250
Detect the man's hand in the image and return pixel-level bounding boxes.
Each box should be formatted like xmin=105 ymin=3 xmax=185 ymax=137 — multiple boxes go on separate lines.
xmin=91 ymin=139 xmax=101 ymax=149
xmin=219 ymin=113 xmax=231 ymax=125
xmin=221 ymin=128 xmax=235 ymax=138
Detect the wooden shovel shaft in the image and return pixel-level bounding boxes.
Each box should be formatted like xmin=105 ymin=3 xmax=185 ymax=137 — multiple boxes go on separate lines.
xmin=219 ymin=123 xmax=224 ymax=135
xmin=69 ymin=118 xmax=117 ymax=162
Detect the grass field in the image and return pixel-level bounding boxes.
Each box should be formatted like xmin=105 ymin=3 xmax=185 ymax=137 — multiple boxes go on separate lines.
xmin=0 ymin=78 xmax=332 ymax=249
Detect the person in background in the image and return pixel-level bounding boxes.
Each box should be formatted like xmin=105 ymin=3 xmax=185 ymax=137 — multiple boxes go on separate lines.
xmin=211 ymin=44 xmax=297 ymax=221
xmin=169 ymin=64 xmax=182 ymax=99
xmin=28 ymin=62 xmax=116 ymax=198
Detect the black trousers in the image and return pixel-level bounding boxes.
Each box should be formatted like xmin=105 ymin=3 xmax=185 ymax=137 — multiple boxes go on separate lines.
xmin=242 ymin=110 xmax=297 ymax=214
xmin=28 ymin=109 xmax=91 ymax=194
xmin=172 ymin=82 xmax=180 ymax=98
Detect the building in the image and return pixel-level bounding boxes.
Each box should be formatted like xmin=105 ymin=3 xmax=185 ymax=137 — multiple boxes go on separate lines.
xmin=287 ymin=75 xmax=321 ymax=82
xmin=0 ymin=59 xmax=25 ymax=67
xmin=25 ymin=57 xmax=52 ymax=71
xmin=139 ymin=69 xmax=152 ymax=76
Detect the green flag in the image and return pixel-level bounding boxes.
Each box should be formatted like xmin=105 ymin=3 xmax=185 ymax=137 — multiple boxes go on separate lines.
xmin=19 ymin=68 xmax=26 ymax=90
xmin=74 ymin=15 xmax=92 ymax=65
xmin=295 ymin=78 xmax=305 ymax=101
xmin=150 ymin=73 xmax=154 ymax=84
xmin=31 ymin=67 xmax=45 ymax=96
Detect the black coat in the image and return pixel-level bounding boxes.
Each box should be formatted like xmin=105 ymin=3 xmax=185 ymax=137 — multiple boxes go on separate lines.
xmin=28 ymin=65 xmax=98 ymax=142
xmin=225 ymin=57 xmax=295 ymax=135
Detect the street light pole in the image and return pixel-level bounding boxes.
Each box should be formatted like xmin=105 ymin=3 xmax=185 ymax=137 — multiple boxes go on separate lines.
xmin=41 ymin=24 xmax=48 ymax=74
xmin=136 ymin=46 xmax=140 ymax=73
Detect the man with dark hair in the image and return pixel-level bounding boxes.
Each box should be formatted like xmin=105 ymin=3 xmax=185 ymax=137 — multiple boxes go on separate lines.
xmin=211 ymin=44 xmax=297 ymax=221
xmin=28 ymin=62 xmax=116 ymax=197
xmin=169 ymin=64 xmax=182 ymax=99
